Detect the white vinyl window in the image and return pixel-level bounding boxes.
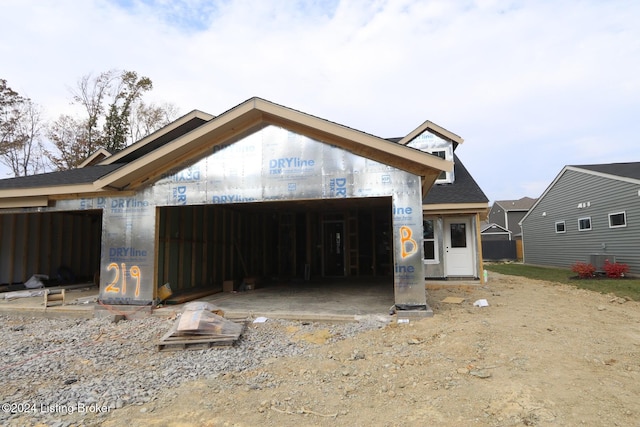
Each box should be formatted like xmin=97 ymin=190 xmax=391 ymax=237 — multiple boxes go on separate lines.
xmin=609 ymin=211 xmax=627 ymax=228
xmin=431 ymin=151 xmax=447 ymax=181
xmin=428 ymin=149 xmax=454 ymax=184
xmin=423 ymin=219 xmax=439 ymax=263
xmin=578 ymin=217 xmax=592 ymax=231
xmin=555 ymin=221 xmax=566 ymax=233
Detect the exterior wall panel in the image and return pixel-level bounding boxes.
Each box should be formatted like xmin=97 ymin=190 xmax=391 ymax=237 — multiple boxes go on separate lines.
xmin=0 ymin=211 xmax=102 ymax=285
xmin=522 ymin=169 xmax=640 ymax=273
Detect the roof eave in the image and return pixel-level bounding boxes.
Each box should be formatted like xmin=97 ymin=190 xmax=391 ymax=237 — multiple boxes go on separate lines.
xmin=99 ymin=109 xmax=215 ymax=166
xmin=96 ymin=97 xmax=452 ymax=191
xmin=0 ymin=196 xmax=50 ymax=209
xmin=0 ymin=179 xmax=128 ymax=205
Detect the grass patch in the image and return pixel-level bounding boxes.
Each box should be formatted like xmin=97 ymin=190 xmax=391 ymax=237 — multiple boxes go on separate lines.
xmin=484 ymin=262 xmax=640 ymax=301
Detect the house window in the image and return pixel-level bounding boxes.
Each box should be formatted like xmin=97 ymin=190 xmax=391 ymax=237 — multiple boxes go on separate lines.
xmin=555 ymin=221 xmax=566 ymax=233
xmin=578 ymin=217 xmax=592 ymax=231
xmin=423 ymin=219 xmax=438 ymax=263
xmin=432 ymin=151 xmax=447 ymax=181
xmin=450 ymin=223 xmax=467 ymax=247
xmin=609 ymin=211 xmax=627 ymax=228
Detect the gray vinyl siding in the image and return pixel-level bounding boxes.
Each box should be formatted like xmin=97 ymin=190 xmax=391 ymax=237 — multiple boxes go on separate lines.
xmin=522 ymin=169 xmax=640 ymax=274
xmin=488 ymin=205 xmax=506 ymax=228
xmin=507 ymin=211 xmax=527 ymax=235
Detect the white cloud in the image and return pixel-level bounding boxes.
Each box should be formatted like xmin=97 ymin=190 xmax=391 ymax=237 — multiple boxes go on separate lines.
xmin=1 ymin=0 xmax=639 ymax=199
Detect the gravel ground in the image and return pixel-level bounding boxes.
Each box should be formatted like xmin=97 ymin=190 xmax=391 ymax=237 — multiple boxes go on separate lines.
xmin=5 ymin=273 xmax=639 ymax=427
xmin=0 ymin=312 xmax=388 ymax=427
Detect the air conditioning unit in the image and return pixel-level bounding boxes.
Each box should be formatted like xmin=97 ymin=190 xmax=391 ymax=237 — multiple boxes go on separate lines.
xmin=589 ymin=254 xmax=615 ymax=273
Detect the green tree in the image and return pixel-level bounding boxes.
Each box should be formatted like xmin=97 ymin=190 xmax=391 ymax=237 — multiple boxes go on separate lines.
xmin=102 ymin=71 xmax=153 ymax=152
xmin=48 ymin=69 xmax=176 ymax=170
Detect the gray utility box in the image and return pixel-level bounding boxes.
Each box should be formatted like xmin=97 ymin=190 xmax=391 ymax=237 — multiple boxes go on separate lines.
xmin=589 ymin=254 xmax=615 ymax=273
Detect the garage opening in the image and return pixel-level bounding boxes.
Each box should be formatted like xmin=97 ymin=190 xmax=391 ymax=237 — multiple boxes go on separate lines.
xmin=0 ymin=210 xmax=103 ymax=289
xmin=156 ymin=197 xmax=394 ymax=300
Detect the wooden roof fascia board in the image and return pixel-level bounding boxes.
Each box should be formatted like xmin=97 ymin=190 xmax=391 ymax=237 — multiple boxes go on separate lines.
xmin=261 ymin=112 xmax=449 ymax=194
xmin=97 ymin=97 xmax=452 ymax=191
xmin=422 ymin=173 xmax=440 ymax=199
xmin=123 ymin=120 xmax=265 ymax=189
xmin=0 ymin=183 xmax=105 ymax=199
xmin=266 ymin=114 xmax=450 ymax=176
xmin=256 ymin=100 xmax=452 ymax=175
xmin=78 ymin=148 xmax=111 ymax=168
xmin=93 ymin=104 xmax=261 ymax=190
xmin=398 ymin=120 xmax=464 ymax=146
xmin=136 ymin=112 xmax=264 ymax=188
xmin=0 ymin=196 xmax=50 ymax=209
xmin=422 ymin=202 xmax=490 ymax=215
xmin=99 ymin=110 xmax=215 ymax=166
xmin=48 ymin=189 xmax=136 ymax=201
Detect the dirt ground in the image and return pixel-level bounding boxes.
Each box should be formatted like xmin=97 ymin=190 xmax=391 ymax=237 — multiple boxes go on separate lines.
xmin=101 ymin=272 xmax=640 ymax=427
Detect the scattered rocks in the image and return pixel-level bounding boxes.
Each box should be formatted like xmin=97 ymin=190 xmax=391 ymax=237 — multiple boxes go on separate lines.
xmin=469 ymin=369 xmax=492 ymax=379
xmin=0 ymin=314 xmax=385 ymax=426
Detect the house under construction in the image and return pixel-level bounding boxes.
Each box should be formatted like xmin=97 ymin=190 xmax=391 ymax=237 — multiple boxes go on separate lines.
xmin=0 ymin=98 xmax=488 ymax=316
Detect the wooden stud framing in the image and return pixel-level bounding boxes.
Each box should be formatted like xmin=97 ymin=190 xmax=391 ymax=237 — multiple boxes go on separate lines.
xmin=9 ymin=214 xmax=16 ymax=282
xmin=46 ymin=213 xmax=53 ymax=279
xmin=20 ymin=214 xmax=28 ymax=280
xmin=0 ymin=211 xmax=102 ymax=286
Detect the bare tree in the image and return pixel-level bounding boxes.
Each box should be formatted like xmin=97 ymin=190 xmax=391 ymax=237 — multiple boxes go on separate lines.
xmin=0 ymin=80 xmax=47 ymax=176
xmin=0 ymin=99 xmax=47 ymax=176
xmin=47 ymin=70 xmax=170 ymax=169
xmin=130 ymin=101 xmax=180 ymax=142
xmin=0 ymin=79 xmax=25 ymax=157
xmin=71 ymin=70 xmax=118 ymax=149
xmin=46 ymin=115 xmax=93 ymax=171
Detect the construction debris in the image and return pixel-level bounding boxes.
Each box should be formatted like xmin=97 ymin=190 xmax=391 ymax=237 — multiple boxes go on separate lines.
xmin=157 ymin=301 xmax=245 ymax=351
xmin=24 ymin=274 xmax=48 ymax=289
xmin=44 ymin=289 xmax=65 ymax=308
xmin=158 ymin=282 xmax=172 ymax=302
xmin=2 ymin=289 xmax=47 ymax=300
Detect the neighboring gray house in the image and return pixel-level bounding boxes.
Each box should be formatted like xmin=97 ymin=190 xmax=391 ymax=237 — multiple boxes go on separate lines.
xmin=479 ymin=197 xmax=535 ymax=261
xmin=520 ymin=162 xmax=640 ymax=274
xmin=486 ymin=197 xmax=537 ymax=240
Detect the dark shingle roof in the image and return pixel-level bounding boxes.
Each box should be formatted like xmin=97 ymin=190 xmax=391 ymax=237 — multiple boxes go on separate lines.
xmin=495 ymin=196 xmax=537 ymax=211
xmin=0 ymin=164 xmax=124 ymax=189
xmin=572 ymin=162 xmax=640 ymax=180
xmin=0 ymin=114 xmax=211 ymax=190
xmin=423 ymin=155 xmax=489 ymax=204
xmin=114 ymin=116 xmax=210 ymax=164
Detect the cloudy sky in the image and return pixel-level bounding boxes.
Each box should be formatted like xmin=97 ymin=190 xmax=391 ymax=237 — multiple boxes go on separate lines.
xmin=2 ymin=0 xmax=639 ymax=202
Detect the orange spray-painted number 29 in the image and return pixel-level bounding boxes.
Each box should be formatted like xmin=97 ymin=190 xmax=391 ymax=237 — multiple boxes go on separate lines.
xmin=105 ymin=263 xmax=142 ymax=297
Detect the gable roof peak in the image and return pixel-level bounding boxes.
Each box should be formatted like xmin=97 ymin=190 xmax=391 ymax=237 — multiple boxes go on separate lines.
xmin=495 ymin=196 xmax=537 ymax=210
xmin=397 ymin=119 xmax=463 ymax=148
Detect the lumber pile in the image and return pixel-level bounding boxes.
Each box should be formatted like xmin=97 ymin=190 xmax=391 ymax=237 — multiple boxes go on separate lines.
xmin=157 ymin=302 xmax=244 ymax=351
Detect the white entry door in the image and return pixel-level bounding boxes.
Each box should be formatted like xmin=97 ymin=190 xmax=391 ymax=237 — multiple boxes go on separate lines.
xmin=444 ymin=217 xmax=474 ymax=277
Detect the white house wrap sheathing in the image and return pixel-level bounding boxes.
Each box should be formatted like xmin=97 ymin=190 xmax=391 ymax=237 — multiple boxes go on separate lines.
xmin=52 ymin=125 xmax=427 ymax=310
